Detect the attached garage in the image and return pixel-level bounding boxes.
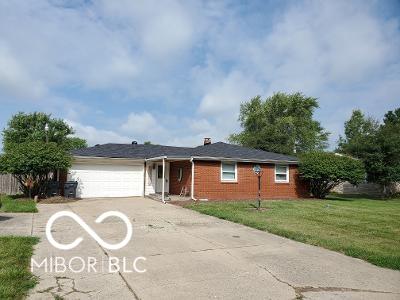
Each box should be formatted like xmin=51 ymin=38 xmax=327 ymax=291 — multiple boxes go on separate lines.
xmin=67 ymin=158 xmax=144 ymax=198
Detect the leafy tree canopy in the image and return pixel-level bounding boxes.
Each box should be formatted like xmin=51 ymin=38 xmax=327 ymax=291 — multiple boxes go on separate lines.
xmin=2 ymin=112 xmax=87 ymax=151
xmin=0 ymin=142 xmax=72 ymax=196
xmin=0 ymin=112 xmax=86 ymax=197
xmin=337 ymin=109 xmax=379 ymax=157
xmin=337 ymin=108 xmax=400 ymax=195
xmin=299 ymin=152 xmax=365 ymax=199
xmin=229 ymin=92 xmax=329 ymax=155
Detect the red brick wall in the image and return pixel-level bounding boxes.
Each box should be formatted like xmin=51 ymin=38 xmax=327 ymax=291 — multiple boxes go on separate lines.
xmin=169 ymin=161 xmax=192 ymax=196
xmin=193 ymin=161 xmax=309 ymax=200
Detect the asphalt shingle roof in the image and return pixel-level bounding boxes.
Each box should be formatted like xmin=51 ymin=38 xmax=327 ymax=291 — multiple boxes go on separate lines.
xmin=72 ymin=142 xmax=298 ymax=162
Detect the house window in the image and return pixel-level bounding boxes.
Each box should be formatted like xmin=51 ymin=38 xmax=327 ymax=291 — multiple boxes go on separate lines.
xmin=157 ymin=165 xmax=163 ymax=179
xmin=221 ymin=162 xmax=237 ymax=182
xmin=275 ymin=165 xmax=289 ymax=183
xmin=148 ymin=166 xmax=153 ymax=183
xmin=177 ymin=167 xmax=183 ymax=182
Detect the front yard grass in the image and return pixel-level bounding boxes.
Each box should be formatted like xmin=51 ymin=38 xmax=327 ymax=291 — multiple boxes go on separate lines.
xmin=0 ymin=195 xmax=37 ymax=213
xmin=0 ymin=236 xmax=39 ymax=299
xmin=185 ymin=195 xmax=400 ymax=270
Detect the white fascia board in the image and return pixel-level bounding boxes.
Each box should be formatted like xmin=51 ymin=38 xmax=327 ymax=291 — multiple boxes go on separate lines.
xmin=145 ymin=156 xmax=167 ymax=162
xmin=145 ymin=156 xmax=190 ymax=162
xmin=73 ymin=156 xmax=145 ymax=164
xmin=190 ymin=156 xmax=298 ymax=165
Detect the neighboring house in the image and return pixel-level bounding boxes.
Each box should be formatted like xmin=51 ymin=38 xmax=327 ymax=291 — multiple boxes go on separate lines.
xmin=68 ymin=139 xmax=309 ymax=201
xmin=332 ymin=181 xmax=400 ymax=197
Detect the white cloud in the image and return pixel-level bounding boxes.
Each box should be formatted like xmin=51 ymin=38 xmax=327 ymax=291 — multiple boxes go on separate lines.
xmin=259 ymin=1 xmax=399 ymax=92
xmin=67 ymin=120 xmax=131 ymax=146
xmin=95 ymin=0 xmax=197 ymax=60
xmin=120 ymin=112 xmax=168 ymax=142
xmin=198 ymin=71 xmax=263 ymax=117
xmin=68 ymin=112 xmax=214 ymax=147
xmin=0 ymin=1 xmax=141 ymax=95
xmin=0 ymin=43 xmax=46 ymax=99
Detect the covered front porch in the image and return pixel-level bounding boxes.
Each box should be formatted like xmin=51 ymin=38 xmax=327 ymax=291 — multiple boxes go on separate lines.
xmin=144 ymin=157 xmax=193 ymax=203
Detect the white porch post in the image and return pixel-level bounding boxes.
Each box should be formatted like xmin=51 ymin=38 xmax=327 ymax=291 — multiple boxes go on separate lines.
xmin=191 ymin=158 xmax=196 ymax=201
xmin=162 ymin=157 xmax=166 ymax=203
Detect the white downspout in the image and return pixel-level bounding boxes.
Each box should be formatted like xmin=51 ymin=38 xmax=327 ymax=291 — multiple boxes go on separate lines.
xmin=162 ymin=157 xmax=166 ymax=204
xmin=191 ymin=158 xmax=197 ymax=201
xmin=143 ymin=161 xmax=147 ymax=197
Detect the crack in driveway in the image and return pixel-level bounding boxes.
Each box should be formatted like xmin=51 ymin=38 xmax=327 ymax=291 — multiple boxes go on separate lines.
xmin=257 ymin=264 xmax=399 ymax=299
xmin=66 ymin=203 xmax=141 ymax=300
xmin=37 ymin=276 xmax=94 ymax=298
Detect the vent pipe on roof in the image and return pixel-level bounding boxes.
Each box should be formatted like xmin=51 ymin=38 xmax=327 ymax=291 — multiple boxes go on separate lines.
xmin=132 ymin=141 xmax=138 ymax=145
xmin=203 ymin=138 xmax=211 ymax=145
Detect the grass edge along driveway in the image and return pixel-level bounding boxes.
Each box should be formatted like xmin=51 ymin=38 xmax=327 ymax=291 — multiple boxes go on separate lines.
xmin=0 ymin=195 xmax=37 ymax=213
xmin=185 ymin=196 xmax=400 ymax=270
xmin=0 ymin=236 xmax=39 ymax=299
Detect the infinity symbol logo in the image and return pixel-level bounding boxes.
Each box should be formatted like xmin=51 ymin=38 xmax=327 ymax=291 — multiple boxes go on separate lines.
xmin=46 ymin=211 xmax=133 ymax=250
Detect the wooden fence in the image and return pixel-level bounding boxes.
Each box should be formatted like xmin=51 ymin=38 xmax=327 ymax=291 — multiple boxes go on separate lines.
xmin=0 ymin=174 xmax=20 ymax=195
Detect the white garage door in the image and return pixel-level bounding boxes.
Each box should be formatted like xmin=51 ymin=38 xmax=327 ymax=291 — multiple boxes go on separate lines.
xmin=68 ymin=163 xmax=144 ymax=198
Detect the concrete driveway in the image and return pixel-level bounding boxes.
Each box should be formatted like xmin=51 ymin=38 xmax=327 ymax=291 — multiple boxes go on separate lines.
xmin=1 ymin=197 xmax=399 ymax=299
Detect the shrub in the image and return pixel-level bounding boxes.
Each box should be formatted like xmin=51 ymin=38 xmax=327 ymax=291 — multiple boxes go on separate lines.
xmin=299 ymin=152 xmax=365 ymax=198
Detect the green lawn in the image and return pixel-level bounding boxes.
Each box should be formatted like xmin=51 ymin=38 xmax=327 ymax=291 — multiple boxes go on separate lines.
xmin=185 ymin=195 xmax=400 ymax=270
xmin=0 ymin=236 xmax=39 ymax=299
xmin=0 ymin=195 xmax=37 ymax=213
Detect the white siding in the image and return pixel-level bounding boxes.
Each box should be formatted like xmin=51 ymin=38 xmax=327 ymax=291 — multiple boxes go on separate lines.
xmin=68 ymin=162 xmax=144 ymax=198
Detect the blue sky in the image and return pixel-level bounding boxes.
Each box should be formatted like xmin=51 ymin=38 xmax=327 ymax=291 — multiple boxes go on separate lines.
xmin=0 ymin=0 xmax=399 ymax=149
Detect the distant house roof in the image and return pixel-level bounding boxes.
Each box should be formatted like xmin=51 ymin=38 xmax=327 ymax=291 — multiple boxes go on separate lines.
xmin=72 ymin=142 xmax=298 ymax=163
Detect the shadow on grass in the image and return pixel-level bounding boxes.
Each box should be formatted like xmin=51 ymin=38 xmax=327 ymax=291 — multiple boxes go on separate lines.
xmin=327 ymin=193 xmax=384 ymax=201
xmin=249 ymin=203 xmax=258 ymax=209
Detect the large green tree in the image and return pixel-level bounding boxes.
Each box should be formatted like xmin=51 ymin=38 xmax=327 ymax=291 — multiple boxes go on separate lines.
xmin=0 ymin=112 xmax=86 ymax=197
xmin=337 ymin=110 xmax=379 ymax=157
xmin=2 ymin=112 xmax=87 ymax=152
xmin=367 ymin=109 xmax=400 ymax=194
xmin=0 ymin=142 xmax=72 ymax=197
xmin=229 ymin=92 xmax=329 ymax=155
xmin=338 ymin=108 xmax=400 ymax=196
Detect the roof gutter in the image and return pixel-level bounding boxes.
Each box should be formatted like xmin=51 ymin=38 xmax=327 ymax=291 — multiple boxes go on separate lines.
xmin=190 ymin=156 xmax=298 ymax=164
xmin=145 ymin=156 xmax=168 ymax=162
xmin=72 ymin=156 xmax=145 ymax=162
xmin=145 ymin=156 xmax=192 ymax=162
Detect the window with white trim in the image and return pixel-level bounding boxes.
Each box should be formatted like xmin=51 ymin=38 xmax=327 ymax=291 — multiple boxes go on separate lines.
xmin=221 ymin=162 xmax=237 ymax=182
xmin=275 ymin=165 xmax=289 ymax=183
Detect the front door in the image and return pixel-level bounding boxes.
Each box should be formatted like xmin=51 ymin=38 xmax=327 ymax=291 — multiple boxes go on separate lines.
xmin=155 ymin=163 xmax=169 ymax=193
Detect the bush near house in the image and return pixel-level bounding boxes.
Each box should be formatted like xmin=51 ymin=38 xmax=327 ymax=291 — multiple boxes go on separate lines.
xmin=299 ymin=152 xmax=365 ymax=198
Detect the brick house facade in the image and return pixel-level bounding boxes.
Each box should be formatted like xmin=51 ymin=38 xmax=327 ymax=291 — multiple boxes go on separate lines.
xmin=169 ymin=161 xmax=192 ymax=196
xmin=169 ymin=160 xmax=309 ymax=200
